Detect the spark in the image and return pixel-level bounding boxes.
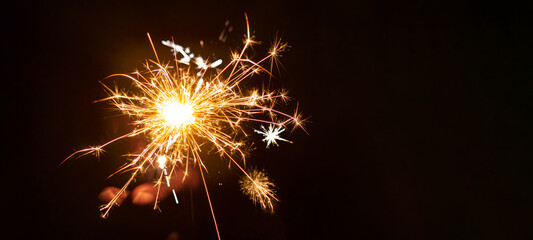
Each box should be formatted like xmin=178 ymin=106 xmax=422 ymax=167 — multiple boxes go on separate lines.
xmin=157 ymin=155 xmax=168 ymax=169
xmin=172 ymin=189 xmax=179 ymax=204
xmin=161 ymin=40 xmax=223 ymax=71
xmin=254 ymin=124 xmax=292 ymax=148
xmin=64 ymin=15 xmax=307 ymax=238
xmin=239 ymin=169 xmax=278 ymax=214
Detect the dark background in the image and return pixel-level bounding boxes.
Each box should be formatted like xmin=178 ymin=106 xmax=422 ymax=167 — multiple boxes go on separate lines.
xmin=5 ymin=0 xmax=532 ymax=239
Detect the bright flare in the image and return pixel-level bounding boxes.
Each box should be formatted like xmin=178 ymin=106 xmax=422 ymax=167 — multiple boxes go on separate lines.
xmin=157 ymin=155 xmax=168 ymax=169
xmin=161 ymin=102 xmax=195 ymax=127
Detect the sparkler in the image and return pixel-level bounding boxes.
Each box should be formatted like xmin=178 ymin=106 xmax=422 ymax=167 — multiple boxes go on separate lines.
xmin=64 ymin=15 xmax=306 ymax=238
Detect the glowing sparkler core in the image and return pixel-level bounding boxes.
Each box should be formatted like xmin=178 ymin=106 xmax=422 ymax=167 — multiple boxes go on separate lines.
xmin=160 ymin=101 xmax=195 ymax=128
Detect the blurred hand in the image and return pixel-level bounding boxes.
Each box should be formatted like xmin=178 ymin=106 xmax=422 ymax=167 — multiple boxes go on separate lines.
xmin=98 ymin=132 xmax=199 ymax=206
xmin=98 ymin=168 xmax=199 ymax=206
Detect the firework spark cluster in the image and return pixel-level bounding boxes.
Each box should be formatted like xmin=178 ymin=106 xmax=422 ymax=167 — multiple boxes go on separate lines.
xmin=239 ymin=169 xmax=278 ymax=214
xmin=65 ymin=15 xmax=306 ymax=236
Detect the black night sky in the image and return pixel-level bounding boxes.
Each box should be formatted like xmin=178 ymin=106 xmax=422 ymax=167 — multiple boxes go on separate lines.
xmin=6 ymin=1 xmax=532 ymax=239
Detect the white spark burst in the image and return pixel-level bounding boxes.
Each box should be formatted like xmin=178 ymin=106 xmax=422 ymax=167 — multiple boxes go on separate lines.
xmin=254 ymin=124 xmax=292 ymax=148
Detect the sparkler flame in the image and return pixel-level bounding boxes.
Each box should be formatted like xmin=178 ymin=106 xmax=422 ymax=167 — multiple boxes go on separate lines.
xmin=64 ymin=15 xmax=307 ymax=238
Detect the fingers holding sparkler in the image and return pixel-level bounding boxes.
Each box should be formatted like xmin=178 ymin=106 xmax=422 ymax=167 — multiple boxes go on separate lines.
xmin=98 ymin=186 xmax=129 ymax=206
xmin=98 ymin=167 xmax=199 ymax=207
